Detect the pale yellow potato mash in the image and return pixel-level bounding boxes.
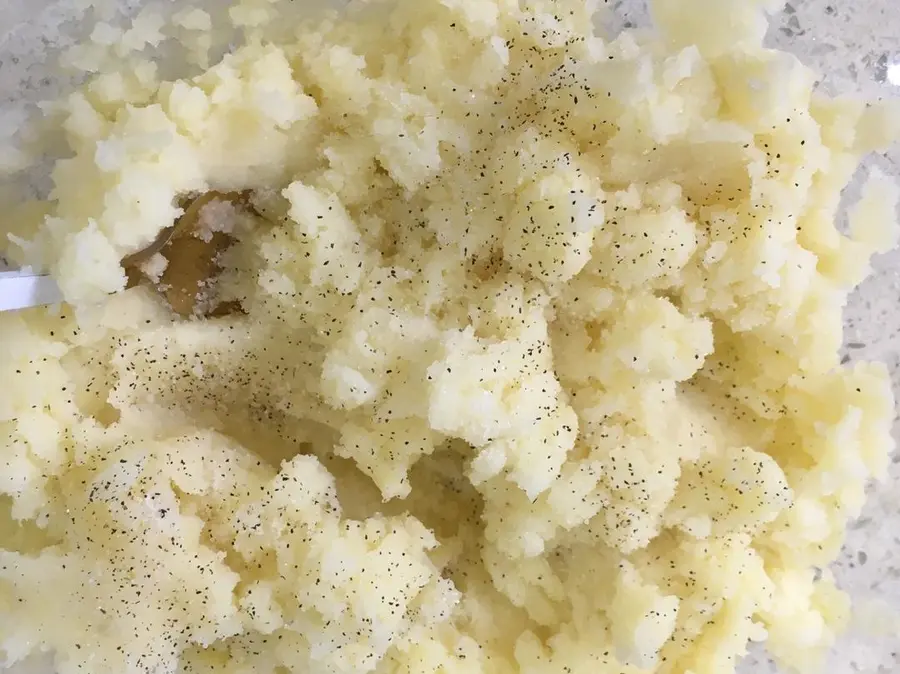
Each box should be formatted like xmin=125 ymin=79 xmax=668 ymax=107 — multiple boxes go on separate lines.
xmin=1 ymin=0 xmax=899 ymax=673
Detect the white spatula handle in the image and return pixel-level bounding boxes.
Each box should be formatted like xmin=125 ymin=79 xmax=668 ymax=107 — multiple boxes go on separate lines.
xmin=0 ymin=271 xmax=64 ymax=312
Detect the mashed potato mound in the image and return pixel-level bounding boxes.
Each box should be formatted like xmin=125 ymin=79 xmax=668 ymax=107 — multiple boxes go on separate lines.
xmin=1 ymin=0 xmax=899 ymax=673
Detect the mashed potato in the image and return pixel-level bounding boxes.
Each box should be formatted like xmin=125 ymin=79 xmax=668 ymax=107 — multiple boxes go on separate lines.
xmin=1 ymin=0 xmax=899 ymax=673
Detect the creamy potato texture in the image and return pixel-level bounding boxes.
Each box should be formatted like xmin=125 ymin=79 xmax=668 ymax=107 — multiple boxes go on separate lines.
xmin=1 ymin=0 xmax=899 ymax=673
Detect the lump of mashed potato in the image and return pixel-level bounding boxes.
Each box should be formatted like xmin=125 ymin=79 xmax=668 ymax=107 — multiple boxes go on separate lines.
xmin=1 ymin=0 xmax=898 ymax=673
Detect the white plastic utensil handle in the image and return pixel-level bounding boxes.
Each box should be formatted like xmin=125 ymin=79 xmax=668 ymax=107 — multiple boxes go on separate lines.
xmin=0 ymin=271 xmax=64 ymax=312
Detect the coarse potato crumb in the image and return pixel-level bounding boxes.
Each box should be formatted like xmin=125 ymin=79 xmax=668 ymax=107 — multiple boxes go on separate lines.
xmin=1 ymin=0 xmax=899 ymax=673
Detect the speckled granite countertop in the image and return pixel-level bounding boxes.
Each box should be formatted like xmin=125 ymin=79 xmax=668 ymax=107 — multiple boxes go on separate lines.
xmin=1 ymin=1 xmax=898 ymax=673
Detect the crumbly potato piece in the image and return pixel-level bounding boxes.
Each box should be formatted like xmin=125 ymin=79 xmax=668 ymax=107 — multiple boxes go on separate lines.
xmin=1 ymin=0 xmax=898 ymax=673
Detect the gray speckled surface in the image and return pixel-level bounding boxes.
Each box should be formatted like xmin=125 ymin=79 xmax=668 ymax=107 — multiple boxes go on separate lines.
xmin=1 ymin=1 xmax=899 ymax=673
